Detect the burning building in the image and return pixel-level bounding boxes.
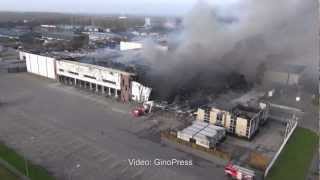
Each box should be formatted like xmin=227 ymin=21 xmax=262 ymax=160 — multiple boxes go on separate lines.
xmin=19 ymin=51 xmax=152 ymax=103
xmin=263 ymin=64 xmax=306 ymax=86
xmin=196 ymin=100 xmax=269 ymax=140
xmin=130 ymin=0 xmax=317 ymax=107
xmin=17 ymin=0 xmax=317 ymax=111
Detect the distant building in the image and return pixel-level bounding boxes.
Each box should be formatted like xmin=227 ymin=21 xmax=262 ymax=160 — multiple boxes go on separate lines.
xmin=38 ymin=30 xmax=85 ymax=43
xmin=264 ymin=64 xmax=306 ymax=86
xmin=40 ymin=25 xmax=57 ymax=32
xmin=85 ymin=32 xmax=122 ymax=42
xmin=118 ymin=16 xmax=128 ymax=20
xmin=144 ymin=17 xmax=151 ymax=28
xmin=105 ymin=28 xmax=111 ymax=33
xmin=164 ymin=18 xmax=180 ymax=29
xmin=84 ymin=26 xmax=103 ymax=32
xmin=0 ymin=27 xmax=31 ymax=39
xmin=120 ymin=41 xmax=143 ymax=51
xmin=57 ymin=25 xmax=82 ymax=31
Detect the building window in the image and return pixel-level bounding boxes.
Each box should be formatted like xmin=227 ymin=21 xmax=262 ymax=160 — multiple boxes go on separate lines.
xmin=59 ymin=69 xmax=64 ymax=72
xmin=84 ymin=75 xmax=96 ymax=79
xmin=102 ymin=79 xmax=116 ymax=85
xmin=68 ymin=71 xmax=79 ymax=75
xmin=110 ymin=72 xmax=114 ymax=75
xmin=189 ymin=138 xmax=196 ymax=143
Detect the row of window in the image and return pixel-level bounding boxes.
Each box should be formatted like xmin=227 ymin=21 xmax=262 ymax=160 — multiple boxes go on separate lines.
xmin=84 ymin=75 xmax=96 ymax=79
xmin=59 ymin=69 xmax=116 ymax=84
xmin=102 ymin=79 xmax=116 ymax=85
xmin=69 ymin=71 xmax=79 ymax=75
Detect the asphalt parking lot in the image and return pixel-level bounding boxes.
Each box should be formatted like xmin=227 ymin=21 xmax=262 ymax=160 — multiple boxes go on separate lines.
xmin=0 ymin=72 xmax=228 ymax=180
xmin=223 ymin=119 xmax=286 ymax=159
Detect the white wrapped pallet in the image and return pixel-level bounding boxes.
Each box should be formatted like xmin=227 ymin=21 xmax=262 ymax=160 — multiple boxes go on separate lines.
xmin=178 ymin=121 xmax=226 ymax=149
xmin=195 ymin=129 xmax=219 ymax=148
xmin=177 ymin=128 xmax=196 ymax=142
xmin=205 ymin=124 xmax=226 ymax=140
xmin=193 ymin=133 xmax=210 ymax=148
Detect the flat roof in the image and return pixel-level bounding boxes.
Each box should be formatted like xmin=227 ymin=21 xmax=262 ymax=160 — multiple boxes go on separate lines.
xmin=57 ymin=59 xmax=135 ymax=76
xmin=21 ymin=50 xmax=136 ymax=76
xmin=232 ymin=104 xmax=261 ymax=119
xmin=268 ymin=64 xmax=306 ymax=74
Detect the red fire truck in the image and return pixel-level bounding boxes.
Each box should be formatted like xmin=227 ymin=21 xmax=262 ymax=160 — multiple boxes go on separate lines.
xmin=224 ymin=162 xmax=255 ymax=180
xmin=131 ymin=107 xmax=146 ymax=117
xmin=131 ymin=101 xmax=154 ymax=117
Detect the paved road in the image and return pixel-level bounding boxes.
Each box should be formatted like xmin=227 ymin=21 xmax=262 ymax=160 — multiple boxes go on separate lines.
xmin=0 ymin=72 xmax=227 ymax=180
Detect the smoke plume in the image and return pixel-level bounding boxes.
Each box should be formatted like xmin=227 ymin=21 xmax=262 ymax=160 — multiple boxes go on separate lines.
xmin=140 ymin=0 xmax=318 ymax=103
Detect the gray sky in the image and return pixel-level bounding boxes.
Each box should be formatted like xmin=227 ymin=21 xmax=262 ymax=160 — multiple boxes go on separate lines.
xmin=0 ymin=0 xmax=241 ymax=15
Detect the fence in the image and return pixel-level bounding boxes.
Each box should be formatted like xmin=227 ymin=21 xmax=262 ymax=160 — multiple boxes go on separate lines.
xmin=0 ymin=158 xmax=30 ymax=180
xmin=264 ymin=120 xmax=298 ymax=177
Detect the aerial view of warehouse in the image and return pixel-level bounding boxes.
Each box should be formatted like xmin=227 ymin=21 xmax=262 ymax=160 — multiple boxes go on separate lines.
xmin=19 ymin=50 xmax=152 ymax=103
xmin=0 ymin=0 xmax=318 ymax=180
xmin=12 ymin=45 xmax=310 ymax=179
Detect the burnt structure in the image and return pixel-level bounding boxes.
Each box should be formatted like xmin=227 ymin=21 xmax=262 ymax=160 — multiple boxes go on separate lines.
xmin=196 ymin=103 xmax=269 ymax=140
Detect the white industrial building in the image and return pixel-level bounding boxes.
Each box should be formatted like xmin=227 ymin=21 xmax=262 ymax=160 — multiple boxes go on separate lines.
xmin=56 ymin=60 xmax=125 ymax=96
xmin=264 ymin=64 xmax=305 ymax=86
xmin=177 ymin=121 xmax=226 ymax=149
xmin=144 ymin=17 xmax=152 ymax=28
xmin=84 ymin=26 xmax=102 ymax=32
xmin=85 ymin=32 xmax=121 ymax=42
xmin=120 ymin=41 xmax=143 ymax=51
xmin=19 ymin=51 xmax=152 ymax=103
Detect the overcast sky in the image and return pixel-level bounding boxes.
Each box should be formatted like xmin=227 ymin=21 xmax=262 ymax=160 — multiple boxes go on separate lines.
xmin=0 ymin=0 xmax=241 ymax=16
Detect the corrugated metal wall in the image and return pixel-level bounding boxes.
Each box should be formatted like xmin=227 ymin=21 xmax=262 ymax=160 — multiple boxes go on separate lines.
xmin=21 ymin=51 xmax=56 ymax=79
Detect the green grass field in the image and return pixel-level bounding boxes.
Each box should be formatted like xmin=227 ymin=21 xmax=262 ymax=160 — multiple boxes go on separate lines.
xmin=267 ymin=127 xmax=319 ymax=180
xmin=0 ymin=143 xmax=55 ymax=180
xmin=0 ymin=165 xmax=19 ymax=180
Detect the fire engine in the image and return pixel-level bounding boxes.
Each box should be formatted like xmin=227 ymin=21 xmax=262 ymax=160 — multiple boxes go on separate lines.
xmin=131 ymin=101 xmax=154 ymax=117
xmin=224 ymin=162 xmax=255 ymax=180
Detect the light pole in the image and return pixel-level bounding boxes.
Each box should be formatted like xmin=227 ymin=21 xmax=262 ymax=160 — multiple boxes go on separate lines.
xmin=24 ymin=157 xmax=29 ymax=178
xmin=25 ymin=136 xmax=35 ymax=178
xmin=68 ymin=164 xmax=80 ymax=180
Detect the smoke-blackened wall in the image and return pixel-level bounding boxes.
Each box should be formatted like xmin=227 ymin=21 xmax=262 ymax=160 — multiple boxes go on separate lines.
xmin=140 ymin=0 xmax=318 ymax=103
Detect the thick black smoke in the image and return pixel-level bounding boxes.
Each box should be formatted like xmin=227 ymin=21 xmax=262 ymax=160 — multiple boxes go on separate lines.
xmin=140 ymin=0 xmax=318 ymax=103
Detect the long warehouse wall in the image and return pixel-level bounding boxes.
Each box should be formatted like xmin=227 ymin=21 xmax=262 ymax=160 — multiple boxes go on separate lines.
xmin=56 ymin=60 xmax=126 ymax=90
xmin=19 ymin=51 xmax=152 ymax=103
